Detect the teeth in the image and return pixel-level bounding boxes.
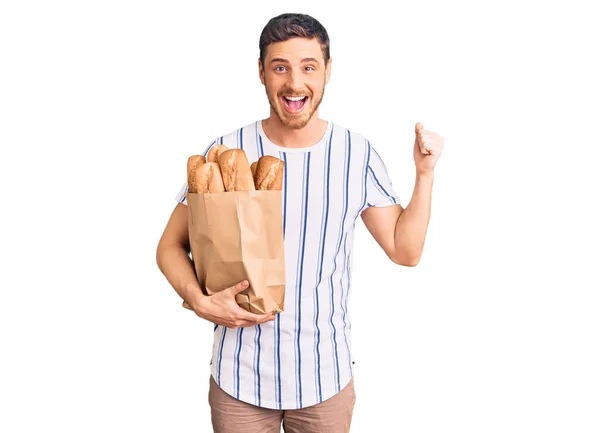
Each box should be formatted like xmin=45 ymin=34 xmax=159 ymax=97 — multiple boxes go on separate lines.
xmin=284 ymin=96 xmax=306 ymax=101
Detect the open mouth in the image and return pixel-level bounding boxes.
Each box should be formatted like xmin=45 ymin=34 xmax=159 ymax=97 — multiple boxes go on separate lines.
xmin=282 ymin=95 xmax=308 ymax=113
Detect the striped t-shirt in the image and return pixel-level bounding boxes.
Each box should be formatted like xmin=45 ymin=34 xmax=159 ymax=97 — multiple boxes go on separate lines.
xmin=175 ymin=119 xmax=400 ymax=410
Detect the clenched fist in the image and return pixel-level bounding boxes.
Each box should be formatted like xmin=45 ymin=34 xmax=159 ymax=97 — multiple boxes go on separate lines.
xmin=414 ymin=122 xmax=444 ymax=176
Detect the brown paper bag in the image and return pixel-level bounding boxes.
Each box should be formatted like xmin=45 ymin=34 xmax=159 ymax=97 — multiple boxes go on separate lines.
xmin=181 ymin=189 xmax=285 ymax=314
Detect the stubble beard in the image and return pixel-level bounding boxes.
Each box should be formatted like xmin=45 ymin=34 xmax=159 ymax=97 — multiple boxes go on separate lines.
xmin=265 ymin=82 xmax=325 ymax=130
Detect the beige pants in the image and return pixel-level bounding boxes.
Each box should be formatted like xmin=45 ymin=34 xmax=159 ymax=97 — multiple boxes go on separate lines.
xmin=208 ymin=375 xmax=356 ymax=433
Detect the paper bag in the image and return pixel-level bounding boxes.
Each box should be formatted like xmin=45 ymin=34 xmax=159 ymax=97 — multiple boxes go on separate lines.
xmin=181 ymin=190 xmax=285 ymax=314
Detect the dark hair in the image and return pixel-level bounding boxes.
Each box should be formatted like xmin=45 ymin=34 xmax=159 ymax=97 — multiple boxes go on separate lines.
xmin=259 ymin=13 xmax=330 ymax=65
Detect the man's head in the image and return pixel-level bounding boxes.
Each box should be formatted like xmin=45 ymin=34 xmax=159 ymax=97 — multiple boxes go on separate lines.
xmin=258 ymin=13 xmax=332 ymax=130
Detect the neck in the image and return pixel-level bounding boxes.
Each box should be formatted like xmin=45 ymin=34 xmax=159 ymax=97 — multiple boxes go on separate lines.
xmin=262 ymin=111 xmax=328 ymax=148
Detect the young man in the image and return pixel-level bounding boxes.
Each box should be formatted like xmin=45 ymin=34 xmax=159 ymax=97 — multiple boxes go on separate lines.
xmin=156 ymin=12 xmax=444 ymax=433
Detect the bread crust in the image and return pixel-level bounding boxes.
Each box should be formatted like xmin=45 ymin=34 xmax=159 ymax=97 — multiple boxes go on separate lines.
xmin=194 ymin=162 xmax=225 ymax=193
xmin=187 ymin=155 xmax=206 ymax=193
xmin=254 ymin=155 xmax=284 ymax=190
xmin=218 ymin=149 xmax=256 ymax=192
xmin=207 ymin=144 xmax=229 ymax=163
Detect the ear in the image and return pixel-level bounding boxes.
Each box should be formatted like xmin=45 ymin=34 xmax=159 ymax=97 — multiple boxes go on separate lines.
xmin=325 ymin=57 xmax=332 ymax=85
xmin=258 ymin=58 xmax=265 ymax=85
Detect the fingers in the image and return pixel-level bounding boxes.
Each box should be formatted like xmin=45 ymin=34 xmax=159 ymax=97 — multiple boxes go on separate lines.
xmin=228 ymin=312 xmax=277 ymax=328
xmin=218 ymin=280 xmax=278 ymax=327
xmin=416 ymin=126 xmax=444 ymax=155
xmin=415 ymin=131 xmax=429 ymax=155
xmin=228 ymin=280 xmax=274 ymax=319
xmin=417 ymin=130 xmax=438 ymax=143
xmin=235 ymin=308 xmax=276 ymax=324
xmin=419 ymin=131 xmax=439 ymax=139
xmin=229 ymin=280 xmax=250 ymax=294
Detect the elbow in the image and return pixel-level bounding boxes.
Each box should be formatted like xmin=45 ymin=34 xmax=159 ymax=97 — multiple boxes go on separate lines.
xmin=155 ymin=239 xmax=171 ymax=273
xmin=389 ymin=252 xmax=421 ymax=267
xmin=404 ymin=258 xmax=420 ymax=267
xmin=156 ymin=243 xmax=165 ymax=272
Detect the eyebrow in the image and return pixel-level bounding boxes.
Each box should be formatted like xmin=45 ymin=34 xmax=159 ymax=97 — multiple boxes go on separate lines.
xmin=270 ymin=57 xmax=320 ymax=64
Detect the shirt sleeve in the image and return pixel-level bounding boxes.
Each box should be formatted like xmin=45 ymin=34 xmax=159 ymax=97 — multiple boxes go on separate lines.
xmin=364 ymin=142 xmax=401 ymax=208
xmin=174 ymin=140 xmax=218 ymax=205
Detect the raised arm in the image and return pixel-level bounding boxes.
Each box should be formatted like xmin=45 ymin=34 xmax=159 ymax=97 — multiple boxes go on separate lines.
xmin=361 ymin=122 xmax=444 ymax=266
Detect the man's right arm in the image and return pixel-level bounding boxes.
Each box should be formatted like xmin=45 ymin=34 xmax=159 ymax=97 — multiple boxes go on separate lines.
xmin=156 ymin=203 xmax=205 ymax=310
xmin=156 ymin=202 xmax=276 ymax=328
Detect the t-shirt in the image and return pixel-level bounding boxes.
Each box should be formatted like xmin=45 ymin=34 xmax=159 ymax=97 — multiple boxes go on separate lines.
xmin=175 ymin=119 xmax=400 ymax=409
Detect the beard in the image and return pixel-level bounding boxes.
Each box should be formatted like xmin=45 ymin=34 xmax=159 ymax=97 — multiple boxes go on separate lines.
xmin=265 ymin=82 xmax=325 ymax=130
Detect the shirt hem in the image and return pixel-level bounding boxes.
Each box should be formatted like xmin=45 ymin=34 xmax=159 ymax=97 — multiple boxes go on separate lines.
xmin=209 ymin=371 xmax=354 ymax=410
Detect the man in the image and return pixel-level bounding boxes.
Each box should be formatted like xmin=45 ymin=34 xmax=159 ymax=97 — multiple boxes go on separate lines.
xmin=156 ymin=12 xmax=444 ymax=433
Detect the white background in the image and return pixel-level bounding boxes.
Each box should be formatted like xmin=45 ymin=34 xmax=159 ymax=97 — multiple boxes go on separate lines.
xmin=1 ymin=0 xmax=599 ymax=432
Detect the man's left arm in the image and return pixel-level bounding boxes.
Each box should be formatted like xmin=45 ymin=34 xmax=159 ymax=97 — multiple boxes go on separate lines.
xmin=361 ymin=122 xmax=444 ymax=266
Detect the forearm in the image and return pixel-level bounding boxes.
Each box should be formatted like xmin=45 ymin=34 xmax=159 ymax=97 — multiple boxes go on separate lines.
xmin=394 ymin=172 xmax=434 ymax=265
xmin=156 ymin=243 xmax=205 ymax=308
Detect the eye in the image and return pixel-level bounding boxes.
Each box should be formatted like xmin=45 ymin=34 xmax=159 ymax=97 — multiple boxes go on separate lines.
xmin=274 ymin=66 xmax=287 ymax=72
xmin=305 ymin=66 xmax=315 ymax=72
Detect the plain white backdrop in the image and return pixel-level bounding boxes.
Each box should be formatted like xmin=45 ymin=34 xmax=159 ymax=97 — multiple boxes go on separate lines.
xmin=1 ymin=0 xmax=599 ymax=432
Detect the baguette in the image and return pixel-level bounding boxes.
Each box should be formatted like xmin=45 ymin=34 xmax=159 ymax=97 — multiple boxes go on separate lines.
xmin=254 ymin=155 xmax=284 ymax=191
xmin=187 ymin=155 xmax=206 ymax=193
xmin=194 ymin=162 xmax=225 ymax=193
xmin=207 ymin=144 xmax=229 ymax=163
xmin=218 ymin=149 xmax=256 ymax=192
xmin=250 ymin=161 xmax=257 ymax=178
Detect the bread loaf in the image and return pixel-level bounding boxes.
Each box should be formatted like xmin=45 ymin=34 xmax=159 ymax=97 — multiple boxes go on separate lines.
xmin=207 ymin=144 xmax=229 ymax=163
xmin=194 ymin=162 xmax=225 ymax=193
xmin=250 ymin=161 xmax=257 ymax=178
xmin=218 ymin=149 xmax=256 ymax=192
xmin=254 ymin=155 xmax=284 ymax=191
xmin=187 ymin=155 xmax=206 ymax=193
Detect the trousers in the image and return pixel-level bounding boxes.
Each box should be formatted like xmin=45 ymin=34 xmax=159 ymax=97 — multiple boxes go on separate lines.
xmin=208 ymin=375 xmax=356 ymax=433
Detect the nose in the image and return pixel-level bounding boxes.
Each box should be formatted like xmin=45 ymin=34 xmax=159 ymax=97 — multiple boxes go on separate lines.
xmin=287 ymin=68 xmax=304 ymax=92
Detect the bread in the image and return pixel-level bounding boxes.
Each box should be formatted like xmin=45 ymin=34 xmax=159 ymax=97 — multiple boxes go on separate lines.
xmin=218 ymin=149 xmax=256 ymax=192
xmin=207 ymin=144 xmax=229 ymax=163
xmin=194 ymin=162 xmax=225 ymax=193
xmin=187 ymin=155 xmax=206 ymax=193
xmin=187 ymin=149 xmax=284 ymax=195
xmin=254 ymin=155 xmax=284 ymax=191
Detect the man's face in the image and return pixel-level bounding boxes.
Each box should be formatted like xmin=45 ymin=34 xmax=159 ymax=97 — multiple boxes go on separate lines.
xmin=259 ymin=37 xmax=331 ymax=130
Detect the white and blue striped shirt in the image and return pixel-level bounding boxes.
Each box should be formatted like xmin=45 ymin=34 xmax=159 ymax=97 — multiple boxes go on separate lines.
xmin=175 ymin=120 xmax=400 ymax=409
